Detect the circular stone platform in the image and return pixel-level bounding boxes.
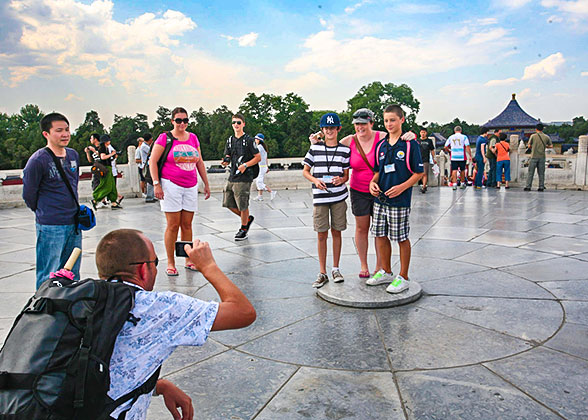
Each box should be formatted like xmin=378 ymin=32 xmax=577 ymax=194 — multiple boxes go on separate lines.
xmin=317 ymin=279 xmax=422 ymax=308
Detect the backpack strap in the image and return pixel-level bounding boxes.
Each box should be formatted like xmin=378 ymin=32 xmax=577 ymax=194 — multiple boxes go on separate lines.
xmin=157 ymin=132 xmax=175 ymax=180
xmin=100 ymin=366 xmax=161 ymax=420
xmin=0 ymin=372 xmax=36 ymax=390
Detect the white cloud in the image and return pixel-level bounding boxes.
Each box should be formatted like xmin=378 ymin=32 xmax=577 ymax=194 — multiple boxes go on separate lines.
xmin=397 ymin=4 xmax=444 ymax=13
xmin=64 ymin=93 xmax=83 ymax=101
xmin=345 ymin=0 xmax=371 ymax=14
xmin=284 ymin=26 xmax=512 ymax=80
xmin=493 ymin=0 xmax=532 ymax=8
xmin=547 ymin=14 xmax=564 ymax=23
xmin=581 ymin=71 xmax=588 ymax=76
xmin=0 ymin=0 xmax=260 ymax=105
xmin=222 ymin=32 xmax=259 ymax=47
xmin=485 ymin=77 xmax=519 ymax=86
xmin=522 ymin=52 xmax=566 ymax=80
xmin=541 ymin=0 xmax=588 ymax=17
xmin=518 ymin=88 xmax=540 ymax=99
xmin=467 ymin=28 xmax=509 ymax=45
xmin=2 ymin=0 xmax=197 ymax=90
xmin=477 ymin=18 xmax=499 ymax=25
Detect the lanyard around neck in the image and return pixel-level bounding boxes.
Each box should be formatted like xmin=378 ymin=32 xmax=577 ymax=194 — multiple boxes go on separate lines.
xmin=324 ymin=143 xmax=339 ymax=174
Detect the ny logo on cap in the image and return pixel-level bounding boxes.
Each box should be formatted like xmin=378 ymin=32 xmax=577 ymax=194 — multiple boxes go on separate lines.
xmin=327 ymin=116 xmax=334 ymax=124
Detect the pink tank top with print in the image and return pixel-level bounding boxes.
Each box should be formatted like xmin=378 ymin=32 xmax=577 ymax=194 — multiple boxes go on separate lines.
xmin=349 ymin=132 xmax=379 ymax=193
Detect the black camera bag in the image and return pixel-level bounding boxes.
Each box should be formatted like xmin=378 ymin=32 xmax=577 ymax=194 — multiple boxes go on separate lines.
xmin=0 ymin=277 xmax=160 ymax=419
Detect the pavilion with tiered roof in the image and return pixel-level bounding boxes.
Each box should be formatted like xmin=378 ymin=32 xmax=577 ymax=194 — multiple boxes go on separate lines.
xmin=482 ymin=94 xmax=541 ymax=141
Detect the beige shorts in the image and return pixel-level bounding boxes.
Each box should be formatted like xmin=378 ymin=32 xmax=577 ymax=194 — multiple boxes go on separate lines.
xmin=223 ymin=181 xmax=252 ymax=211
xmin=313 ymin=200 xmax=347 ymax=232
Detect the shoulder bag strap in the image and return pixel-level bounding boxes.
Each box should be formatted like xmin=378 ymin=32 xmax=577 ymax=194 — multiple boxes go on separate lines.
xmin=44 ymin=147 xmax=79 ymax=207
xmin=353 ymin=135 xmax=374 ymax=173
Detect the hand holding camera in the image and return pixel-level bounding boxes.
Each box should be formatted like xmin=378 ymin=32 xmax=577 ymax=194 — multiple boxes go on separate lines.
xmin=176 ymin=240 xmax=217 ymax=273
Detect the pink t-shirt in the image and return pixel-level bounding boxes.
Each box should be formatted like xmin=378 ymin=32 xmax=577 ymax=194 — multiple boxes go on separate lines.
xmin=156 ymin=132 xmax=201 ymax=188
xmin=350 ymin=132 xmax=379 ymax=193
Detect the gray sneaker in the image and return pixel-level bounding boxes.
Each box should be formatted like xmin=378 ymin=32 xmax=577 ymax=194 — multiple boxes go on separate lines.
xmin=332 ymin=269 xmax=344 ymax=283
xmin=312 ymin=273 xmax=329 ymax=289
xmin=386 ymin=274 xmax=410 ymax=294
xmin=366 ymin=269 xmax=394 ymax=286
xmin=460 ymin=183 xmax=466 ymax=189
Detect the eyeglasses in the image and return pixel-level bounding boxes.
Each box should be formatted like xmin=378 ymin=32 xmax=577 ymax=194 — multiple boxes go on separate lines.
xmin=231 ymin=120 xmax=242 ymax=125
xmin=174 ymin=118 xmax=189 ymax=124
xmin=129 ymin=257 xmax=159 ymax=267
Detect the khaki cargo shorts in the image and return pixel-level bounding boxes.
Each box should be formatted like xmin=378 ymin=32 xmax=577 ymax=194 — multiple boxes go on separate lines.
xmin=223 ymin=181 xmax=252 ymax=211
xmin=313 ymin=200 xmax=347 ymax=232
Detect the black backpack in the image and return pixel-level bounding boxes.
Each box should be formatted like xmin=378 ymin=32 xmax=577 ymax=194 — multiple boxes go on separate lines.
xmin=0 ymin=276 xmax=160 ymax=420
xmin=144 ymin=132 xmax=174 ymax=185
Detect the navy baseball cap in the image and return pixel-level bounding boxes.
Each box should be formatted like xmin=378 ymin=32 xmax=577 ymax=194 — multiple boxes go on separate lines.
xmin=320 ymin=112 xmax=341 ymax=127
xmin=255 ymin=133 xmax=265 ymax=141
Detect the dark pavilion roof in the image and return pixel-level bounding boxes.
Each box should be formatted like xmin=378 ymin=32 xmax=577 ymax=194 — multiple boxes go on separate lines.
xmin=482 ymin=94 xmax=541 ymax=129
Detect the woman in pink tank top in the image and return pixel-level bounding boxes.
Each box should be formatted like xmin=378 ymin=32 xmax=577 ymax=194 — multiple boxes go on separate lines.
xmin=338 ymin=109 xmax=386 ymax=278
xmin=149 ymin=107 xmax=211 ymax=276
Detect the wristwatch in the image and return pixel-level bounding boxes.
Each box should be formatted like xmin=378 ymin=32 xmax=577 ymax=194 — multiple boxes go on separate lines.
xmin=243 ymin=163 xmax=248 ymax=168
xmin=153 ymin=180 xmax=160 ymax=186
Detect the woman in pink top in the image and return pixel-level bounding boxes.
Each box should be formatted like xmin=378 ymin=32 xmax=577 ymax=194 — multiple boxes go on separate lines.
xmin=149 ymin=107 xmax=211 ymax=276
xmin=340 ymin=109 xmax=385 ymax=278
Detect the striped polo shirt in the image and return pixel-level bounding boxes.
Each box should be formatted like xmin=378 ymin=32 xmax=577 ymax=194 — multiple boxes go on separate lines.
xmin=303 ymin=143 xmax=351 ymax=205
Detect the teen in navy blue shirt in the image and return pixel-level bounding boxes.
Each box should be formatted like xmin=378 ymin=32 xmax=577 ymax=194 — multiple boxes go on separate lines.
xmin=367 ymin=105 xmax=423 ymax=294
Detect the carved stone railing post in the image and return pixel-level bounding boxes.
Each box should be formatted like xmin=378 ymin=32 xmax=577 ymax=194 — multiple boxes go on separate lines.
xmin=575 ymin=135 xmax=588 ymax=187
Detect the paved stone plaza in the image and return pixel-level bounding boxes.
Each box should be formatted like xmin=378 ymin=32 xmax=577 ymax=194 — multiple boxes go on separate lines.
xmin=1 ymin=187 xmax=588 ymax=419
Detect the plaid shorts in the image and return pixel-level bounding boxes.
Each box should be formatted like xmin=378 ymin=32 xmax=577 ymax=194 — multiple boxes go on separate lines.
xmin=371 ymin=203 xmax=411 ymax=242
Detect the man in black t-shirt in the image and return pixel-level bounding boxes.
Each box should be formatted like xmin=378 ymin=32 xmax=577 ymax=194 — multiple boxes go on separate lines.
xmin=417 ymin=129 xmax=436 ymax=193
xmin=221 ymin=113 xmax=261 ymax=241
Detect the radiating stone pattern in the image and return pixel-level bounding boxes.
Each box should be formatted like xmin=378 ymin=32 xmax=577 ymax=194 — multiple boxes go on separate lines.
xmin=1 ymin=188 xmax=587 ymax=419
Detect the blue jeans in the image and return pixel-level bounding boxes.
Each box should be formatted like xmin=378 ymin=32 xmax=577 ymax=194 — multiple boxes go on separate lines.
xmin=146 ymin=182 xmax=154 ymax=201
xmin=474 ymin=157 xmax=485 ymax=187
xmin=496 ymin=160 xmax=511 ymax=183
xmin=35 ymin=223 xmax=82 ymax=289
xmin=487 ymin=158 xmax=497 ymax=187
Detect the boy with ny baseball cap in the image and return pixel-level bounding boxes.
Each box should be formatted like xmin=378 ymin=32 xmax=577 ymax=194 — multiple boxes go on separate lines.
xmin=304 ymin=113 xmax=351 ymax=288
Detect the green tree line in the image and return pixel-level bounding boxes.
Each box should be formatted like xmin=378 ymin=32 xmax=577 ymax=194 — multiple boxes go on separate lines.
xmin=1 ymin=82 xmax=586 ymax=170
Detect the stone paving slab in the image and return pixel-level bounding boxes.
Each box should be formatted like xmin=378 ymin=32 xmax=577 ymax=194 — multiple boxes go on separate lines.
xmin=397 ymin=365 xmax=563 ymax=420
xmin=485 ymin=348 xmax=588 ymax=420
xmin=255 ymin=368 xmax=404 ymax=420
xmin=544 ymin=322 xmax=588 ymax=361
xmin=1 ymin=187 xmax=588 ymax=419
xmin=423 ymin=269 xmax=554 ymax=299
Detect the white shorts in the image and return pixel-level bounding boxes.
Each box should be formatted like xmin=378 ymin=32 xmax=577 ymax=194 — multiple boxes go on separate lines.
xmin=160 ymin=178 xmax=198 ymax=213
xmin=256 ymin=166 xmax=268 ymax=191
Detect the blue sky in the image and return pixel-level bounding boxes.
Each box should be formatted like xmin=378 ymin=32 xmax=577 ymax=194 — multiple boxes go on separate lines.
xmin=0 ymin=0 xmax=587 ymax=129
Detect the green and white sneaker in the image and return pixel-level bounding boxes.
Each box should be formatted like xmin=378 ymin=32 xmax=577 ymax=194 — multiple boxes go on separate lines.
xmin=312 ymin=273 xmax=329 ymax=289
xmin=386 ymin=275 xmax=410 ymax=294
xmin=366 ymin=269 xmax=394 ymax=286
